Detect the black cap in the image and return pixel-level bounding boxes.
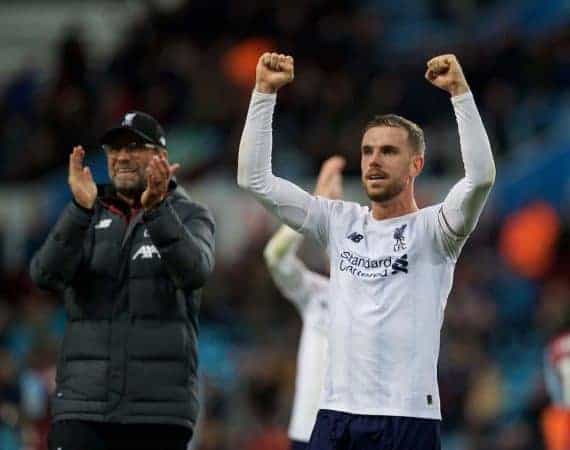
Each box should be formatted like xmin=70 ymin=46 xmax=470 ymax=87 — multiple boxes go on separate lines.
xmin=100 ymin=111 xmax=167 ymax=148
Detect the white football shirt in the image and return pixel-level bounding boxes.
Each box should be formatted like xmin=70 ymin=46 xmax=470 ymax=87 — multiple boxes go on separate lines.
xmin=238 ymin=89 xmax=495 ymax=419
xmin=264 ymin=226 xmax=329 ymax=442
xmin=302 ymin=200 xmax=454 ymax=418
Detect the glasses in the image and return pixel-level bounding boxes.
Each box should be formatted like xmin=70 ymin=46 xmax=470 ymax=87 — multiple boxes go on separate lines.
xmin=102 ymin=142 xmax=162 ymax=155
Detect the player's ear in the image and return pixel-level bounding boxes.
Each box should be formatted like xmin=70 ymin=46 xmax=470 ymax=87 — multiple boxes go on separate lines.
xmin=410 ymin=153 xmax=424 ymax=177
xmin=159 ymin=148 xmax=168 ymax=159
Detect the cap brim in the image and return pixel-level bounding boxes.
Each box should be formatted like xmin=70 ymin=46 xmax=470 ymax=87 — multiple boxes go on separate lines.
xmin=100 ymin=126 xmax=156 ymax=148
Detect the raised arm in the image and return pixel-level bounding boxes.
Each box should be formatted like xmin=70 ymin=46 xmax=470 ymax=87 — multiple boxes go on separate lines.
xmin=264 ymin=225 xmax=311 ymax=310
xmin=237 ymin=52 xmax=326 ymax=235
xmin=30 ymin=146 xmax=96 ymax=291
xmin=139 ymin=153 xmax=215 ymax=291
xmin=144 ymin=198 xmax=215 ymax=291
xmin=264 ymin=224 xmax=330 ymax=316
xmin=425 ymin=54 xmax=496 ymax=257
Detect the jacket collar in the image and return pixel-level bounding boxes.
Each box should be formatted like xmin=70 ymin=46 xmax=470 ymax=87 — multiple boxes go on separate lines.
xmin=97 ymin=178 xmax=178 ymax=216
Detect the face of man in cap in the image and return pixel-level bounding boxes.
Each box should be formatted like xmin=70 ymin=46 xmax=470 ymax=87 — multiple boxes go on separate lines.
xmin=104 ymin=133 xmax=167 ymax=198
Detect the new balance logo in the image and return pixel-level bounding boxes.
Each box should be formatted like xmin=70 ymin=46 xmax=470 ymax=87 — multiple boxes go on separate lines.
xmin=347 ymin=232 xmax=364 ymax=243
xmin=391 ymin=254 xmax=408 ymax=274
xmin=95 ymin=219 xmax=112 ymax=229
xmin=122 ymin=112 xmax=136 ymax=127
xmin=132 ymin=244 xmax=161 ymax=260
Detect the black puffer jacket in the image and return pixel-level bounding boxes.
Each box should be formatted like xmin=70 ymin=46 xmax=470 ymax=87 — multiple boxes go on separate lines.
xmin=30 ymin=182 xmax=215 ymax=431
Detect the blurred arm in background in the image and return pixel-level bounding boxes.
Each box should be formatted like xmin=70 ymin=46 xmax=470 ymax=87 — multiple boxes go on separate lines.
xmin=263 ymin=155 xmax=344 ymax=309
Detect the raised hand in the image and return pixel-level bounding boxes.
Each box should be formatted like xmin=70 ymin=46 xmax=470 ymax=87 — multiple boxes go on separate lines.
xmin=314 ymin=156 xmax=346 ymax=200
xmin=68 ymin=146 xmax=97 ymax=209
xmin=425 ymin=54 xmax=470 ymax=97
xmin=141 ymin=154 xmax=180 ymax=210
xmin=255 ymin=52 xmax=295 ymax=94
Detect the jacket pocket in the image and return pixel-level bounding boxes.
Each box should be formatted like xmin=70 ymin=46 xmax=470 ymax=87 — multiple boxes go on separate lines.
xmin=59 ymin=360 xmax=109 ymax=401
xmin=56 ymin=320 xmax=110 ymax=402
xmin=126 ymin=321 xmax=190 ymax=403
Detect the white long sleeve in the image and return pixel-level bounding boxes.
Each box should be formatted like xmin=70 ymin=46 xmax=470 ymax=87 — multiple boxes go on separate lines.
xmin=264 ymin=225 xmax=329 ymax=312
xmin=238 ymin=90 xmax=495 ymax=259
xmin=437 ymin=92 xmax=496 ymax=257
xmin=237 ymin=91 xmax=315 ymax=230
xmin=263 ymin=224 xmax=330 ymax=442
xmin=264 ymin=225 xmax=304 ymax=269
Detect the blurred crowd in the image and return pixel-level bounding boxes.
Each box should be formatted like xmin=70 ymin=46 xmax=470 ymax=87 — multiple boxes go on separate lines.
xmin=1 ymin=0 xmax=569 ymax=181
xmin=1 ymin=1 xmax=569 ymax=449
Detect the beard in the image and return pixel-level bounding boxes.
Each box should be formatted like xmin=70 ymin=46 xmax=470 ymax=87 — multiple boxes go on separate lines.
xmin=111 ymin=169 xmax=147 ymax=198
xmin=364 ymin=177 xmax=406 ymax=203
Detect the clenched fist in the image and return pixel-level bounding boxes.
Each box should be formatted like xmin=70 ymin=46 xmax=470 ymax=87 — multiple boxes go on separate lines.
xmin=425 ymin=54 xmax=470 ymax=97
xmin=255 ymin=52 xmax=294 ymax=94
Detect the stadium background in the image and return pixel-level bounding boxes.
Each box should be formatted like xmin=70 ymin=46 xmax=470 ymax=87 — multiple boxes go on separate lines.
xmin=0 ymin=0 xmax=569 ymax=449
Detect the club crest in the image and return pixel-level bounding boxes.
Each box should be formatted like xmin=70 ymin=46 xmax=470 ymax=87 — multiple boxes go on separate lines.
xmin=393 ymin=224 xmax=407 ymax=251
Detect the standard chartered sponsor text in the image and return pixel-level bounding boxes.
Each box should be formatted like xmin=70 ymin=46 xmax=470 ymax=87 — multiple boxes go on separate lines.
xmin=339 ymin=250 xmax=393 ymax=279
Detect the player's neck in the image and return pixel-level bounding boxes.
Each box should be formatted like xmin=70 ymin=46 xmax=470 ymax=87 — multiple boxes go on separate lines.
xmin=369 ymin=191 xmax=419 ymax=221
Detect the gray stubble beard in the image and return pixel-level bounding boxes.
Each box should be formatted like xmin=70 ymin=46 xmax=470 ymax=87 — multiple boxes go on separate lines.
xmin=112 ymin=173 xmax=147 ymax=199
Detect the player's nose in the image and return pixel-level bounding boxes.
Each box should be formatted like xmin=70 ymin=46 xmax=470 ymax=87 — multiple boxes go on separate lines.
xmin=368 ymin=152 xmax=383 ymax=167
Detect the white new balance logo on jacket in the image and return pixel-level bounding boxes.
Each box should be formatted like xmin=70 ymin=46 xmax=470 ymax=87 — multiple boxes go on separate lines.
xmin=132 ymin=244 xmax=161 ymax=260
xmin=95 ymin=219 xmax=112 ymax=229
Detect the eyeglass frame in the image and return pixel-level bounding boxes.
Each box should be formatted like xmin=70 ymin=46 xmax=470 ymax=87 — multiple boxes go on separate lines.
xmin=102 ymin=142 xmax=165 ymax=155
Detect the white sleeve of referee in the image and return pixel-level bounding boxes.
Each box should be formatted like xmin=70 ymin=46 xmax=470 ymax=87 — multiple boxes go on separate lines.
xmin=436 ymin=91 xmax=496 ymax=259
xmin=237 ymin=91 xmax=332 ymax=244
xmin=264 ymin=225 xmax=329 ymax=313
